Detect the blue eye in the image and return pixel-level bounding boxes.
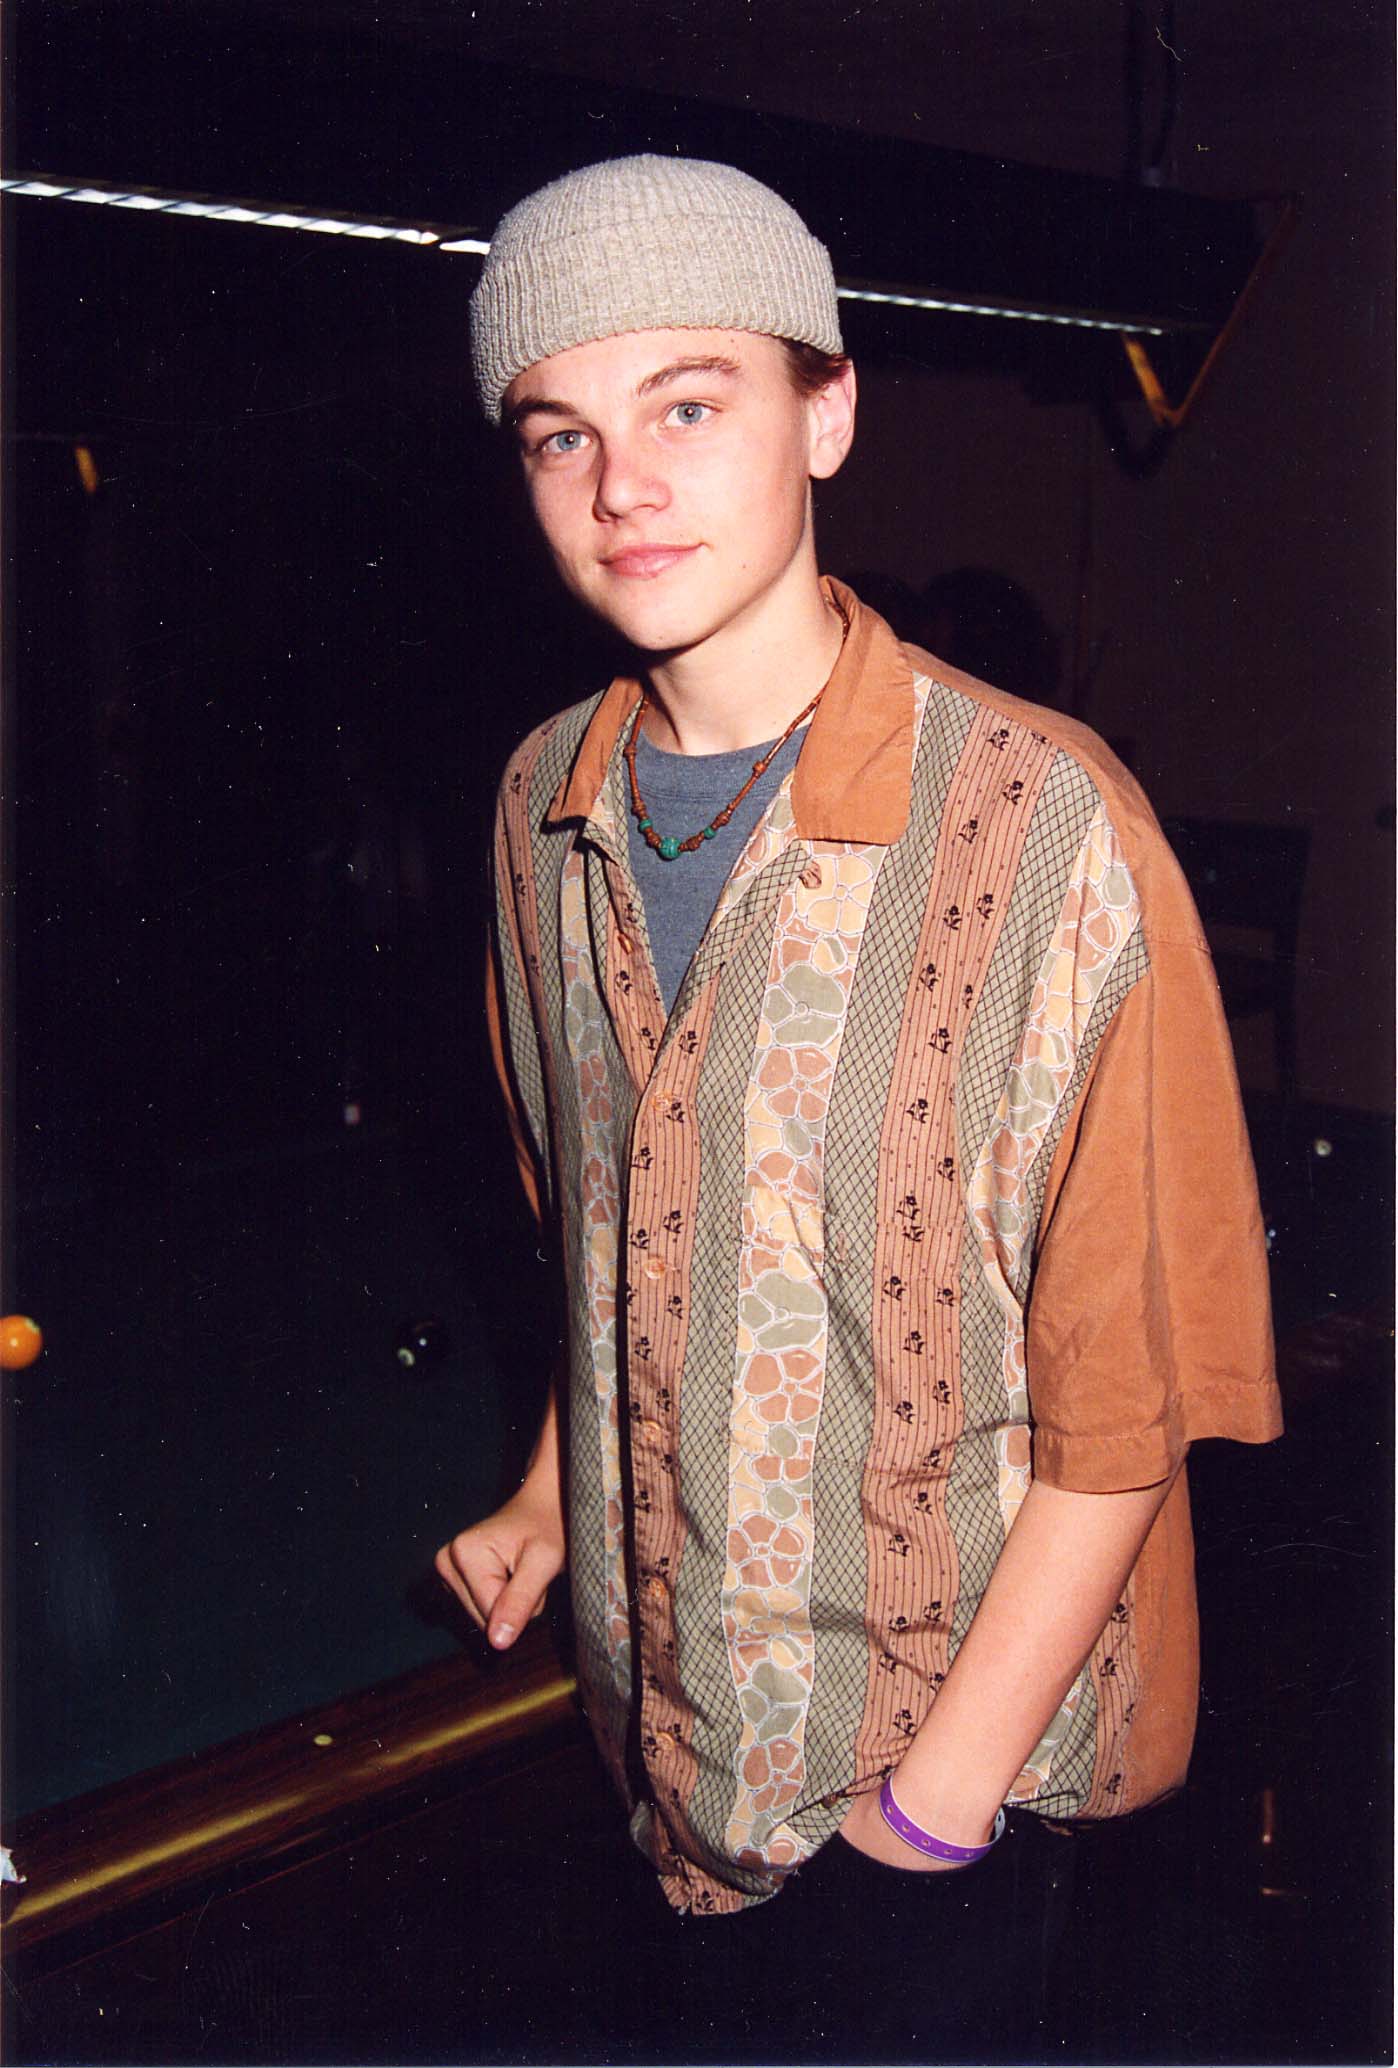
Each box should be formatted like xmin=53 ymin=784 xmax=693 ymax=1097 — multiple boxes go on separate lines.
xmin=667 ymin=401 xmax=712 ymax=427
xmin=540 ymin=428 xmax=586 ymax=455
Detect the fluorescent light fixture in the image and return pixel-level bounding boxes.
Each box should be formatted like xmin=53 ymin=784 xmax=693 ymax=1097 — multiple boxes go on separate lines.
xmin=836 ymin=284 xmax=1166 ymax=338
xmin=0 ymin=173 xmax=1165 ymax=333
xmin=0 ymin=175 xmax=439 ymax=245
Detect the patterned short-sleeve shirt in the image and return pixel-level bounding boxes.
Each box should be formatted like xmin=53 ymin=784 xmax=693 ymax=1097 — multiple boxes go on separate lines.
xmin=488 ymin=579 xmax=1281 ymax=1914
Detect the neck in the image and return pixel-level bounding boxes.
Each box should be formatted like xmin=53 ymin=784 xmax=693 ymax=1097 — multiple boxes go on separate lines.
xmin=639 ymin=550 xmax=844 ymax=755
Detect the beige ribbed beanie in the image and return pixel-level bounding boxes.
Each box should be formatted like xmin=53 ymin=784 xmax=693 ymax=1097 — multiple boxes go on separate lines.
xmin=470 ymin=154 xmax=843 ymax=422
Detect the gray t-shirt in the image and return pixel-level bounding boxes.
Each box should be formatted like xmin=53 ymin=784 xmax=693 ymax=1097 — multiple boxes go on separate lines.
xmin=626 ymin=726 xmax=807 ymax=1015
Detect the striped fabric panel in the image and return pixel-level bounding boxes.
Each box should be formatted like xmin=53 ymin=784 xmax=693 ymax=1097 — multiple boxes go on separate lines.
xmin=622 ymin=960 xmax=724 ymax=1896
xmin=853 ymin=703 xmax=1057 ymax=1780
xmin=792 ymin=673 xmax=973 ymax=1839
xmin=941 ymin=748 xmax=1108 ymax=1799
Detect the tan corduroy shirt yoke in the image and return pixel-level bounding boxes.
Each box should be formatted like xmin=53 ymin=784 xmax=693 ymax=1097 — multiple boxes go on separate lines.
xmin=487 ymin=578 xmax=1282 ymax=1915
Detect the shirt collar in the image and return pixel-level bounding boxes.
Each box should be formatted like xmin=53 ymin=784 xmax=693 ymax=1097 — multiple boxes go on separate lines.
xmin=546 ymin=577 xmax=918 ymax=846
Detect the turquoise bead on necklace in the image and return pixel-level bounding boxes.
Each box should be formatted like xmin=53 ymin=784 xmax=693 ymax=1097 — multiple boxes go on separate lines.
xmin=622 ymin=686 xmax=826 ymax=862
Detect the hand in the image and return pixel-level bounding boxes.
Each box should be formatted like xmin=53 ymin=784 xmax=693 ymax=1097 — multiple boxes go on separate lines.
xmin=836 ymin=1782 xmax=994 ymax=1874
xmin=435 ymin=1483 xmax=565 ymax=1650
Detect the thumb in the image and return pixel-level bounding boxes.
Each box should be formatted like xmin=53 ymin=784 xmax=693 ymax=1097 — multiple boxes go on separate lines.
xmin=487 ymin=1539 xmax=558 ymax=1649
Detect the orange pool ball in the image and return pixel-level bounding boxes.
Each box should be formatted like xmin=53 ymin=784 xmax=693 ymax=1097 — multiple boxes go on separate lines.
xmin=0 ymin=1317 xmax=43 ymax=1370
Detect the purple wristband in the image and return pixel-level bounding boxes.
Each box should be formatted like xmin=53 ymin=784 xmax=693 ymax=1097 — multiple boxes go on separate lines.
xmin=878 ymin=1777 xmax=1007 ymax=1864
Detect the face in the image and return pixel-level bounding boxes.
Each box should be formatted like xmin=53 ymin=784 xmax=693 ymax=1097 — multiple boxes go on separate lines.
xmin=502 ymin=328 xmax=855 ymax=659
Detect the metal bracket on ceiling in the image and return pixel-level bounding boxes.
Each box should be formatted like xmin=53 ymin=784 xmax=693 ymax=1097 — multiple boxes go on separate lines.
xmin=1120 ymin=192 xmax=1300 ymax=434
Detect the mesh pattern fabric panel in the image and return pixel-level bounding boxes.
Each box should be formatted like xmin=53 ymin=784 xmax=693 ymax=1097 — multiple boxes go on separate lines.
xmin=492 ymin=872 xmax=549 ymax=1197
xmin=600 ymin=739 xmax=666 ymax=1028
xmin=1002 ymin=925 xmax=1151 ymax=1816
xmin=516 ymin=698 xmax=601 ymax=1138
xmin=495 ymin=727 xmax=568 ymax=1210
xmin=942 ymin=747 xmax=1109 ymax=1688
xmin=680 ymin=848 xmax=811 ymax=1019
xmin=953 ymin=748 xmax=1109 ymax=1304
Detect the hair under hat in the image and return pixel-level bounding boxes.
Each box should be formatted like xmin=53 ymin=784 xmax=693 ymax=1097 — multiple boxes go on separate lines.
xmin=470 ymin=154 xmax=843 ymax=423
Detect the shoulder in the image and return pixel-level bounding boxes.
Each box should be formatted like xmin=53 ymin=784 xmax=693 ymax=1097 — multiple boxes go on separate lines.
xmin=901 ymin=640 xmax=1137 ymax=810
xmin=900 ymin=641 xmax=1206 ymax=954
xmin=497 ymin=690 xmax=607 ymax=812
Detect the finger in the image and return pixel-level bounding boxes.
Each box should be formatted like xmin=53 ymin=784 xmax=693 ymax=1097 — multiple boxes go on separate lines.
xmin=487 ymin=1539 xmax=558 ymax=1649
xmin=435 ymin=1534 xmax=506 ymax=1631
xmin=433 ymin=1542 xmax=483 ymax=1625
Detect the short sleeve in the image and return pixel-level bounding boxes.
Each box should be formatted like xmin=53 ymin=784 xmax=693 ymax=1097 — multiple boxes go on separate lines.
xmin=1026 ymin=938 xmax=1283 ymax=1492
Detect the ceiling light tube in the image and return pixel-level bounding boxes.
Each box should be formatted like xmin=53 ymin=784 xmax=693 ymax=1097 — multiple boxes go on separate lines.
xmin=0 ymin=174 xmax=1166 ymax=332
xmin=0 ymin=175 xmax=440 ymax=247
xmin=835 ymin=284 xmax=1166 ymax=337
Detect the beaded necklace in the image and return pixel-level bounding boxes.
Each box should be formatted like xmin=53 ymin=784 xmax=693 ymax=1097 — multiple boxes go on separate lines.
xmin=622 ymin=684 xmax=825 ymax=862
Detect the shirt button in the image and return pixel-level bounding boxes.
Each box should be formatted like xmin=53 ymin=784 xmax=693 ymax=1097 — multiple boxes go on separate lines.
xmin=654 ymin=1729 xmax=677 ymax=1752
xmin=641 ymin=1418 xmax=663 ymax=1443
xmin=643 ymin=1255 xmax=667 ymax=1280
xmin=650 ymin=1094 xmax=667 ymax=1113
xmin=647 ymin=1576 xmax=668 ymax=1603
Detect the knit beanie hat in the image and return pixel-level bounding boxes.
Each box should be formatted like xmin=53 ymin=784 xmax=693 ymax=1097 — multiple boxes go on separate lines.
xmin=470 ymin=154 xmax=844 ymax=422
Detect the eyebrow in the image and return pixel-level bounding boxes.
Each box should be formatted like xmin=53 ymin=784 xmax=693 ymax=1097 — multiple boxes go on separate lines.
xmin=507 ymin=354 xmax=744 ymax=432
xmin=634 ymin=354 xmax=743 ymax=398
xmin=506 ymin=395 xmax=576 ymax=432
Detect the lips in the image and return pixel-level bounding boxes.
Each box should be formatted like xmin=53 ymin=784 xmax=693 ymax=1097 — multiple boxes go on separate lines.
xmin=600 ymin=544 xmax=698 ymax=579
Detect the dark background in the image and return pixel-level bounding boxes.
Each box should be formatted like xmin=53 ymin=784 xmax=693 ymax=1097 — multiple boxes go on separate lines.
xmin=1 ymin=2 xmax=1393 ymax=2059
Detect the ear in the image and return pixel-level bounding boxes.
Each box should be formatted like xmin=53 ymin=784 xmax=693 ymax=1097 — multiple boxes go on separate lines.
xmin=807 ymin=360 xmax=857 ymax=481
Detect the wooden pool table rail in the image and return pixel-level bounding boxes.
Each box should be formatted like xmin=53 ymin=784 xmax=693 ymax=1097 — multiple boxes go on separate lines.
xmin=2 ymin=1623 xmax=578 ymax=1968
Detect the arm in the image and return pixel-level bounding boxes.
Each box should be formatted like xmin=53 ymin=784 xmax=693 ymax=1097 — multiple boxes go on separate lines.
xmin=435 ymin=1384 xmax=566 ymax=1649
xmin=841 ymin=806 xmax=1279 ymax=1868
xmin=435 ymin=913 xmax=566 ymax=1648
xmin=839 ymin=1467 xmax=1178 ymax=1869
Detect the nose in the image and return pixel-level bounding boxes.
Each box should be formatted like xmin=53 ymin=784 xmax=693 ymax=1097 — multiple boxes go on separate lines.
xmin=592 ymin=434 xmax=670 ymax=523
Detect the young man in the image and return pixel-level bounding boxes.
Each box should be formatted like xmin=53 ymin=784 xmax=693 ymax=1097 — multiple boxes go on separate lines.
xmin=438 ymin=154 xmax=1282 ymax=2052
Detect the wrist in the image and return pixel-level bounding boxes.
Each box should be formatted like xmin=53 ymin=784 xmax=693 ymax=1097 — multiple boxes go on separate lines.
xmin=887 ymin=1757 xmax=1002 ymax=1849
xmin=879 ymin=1777 xmax=1006 ymax=1866
xmin=510 ymin=1475 xmax=565 ymax=1544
